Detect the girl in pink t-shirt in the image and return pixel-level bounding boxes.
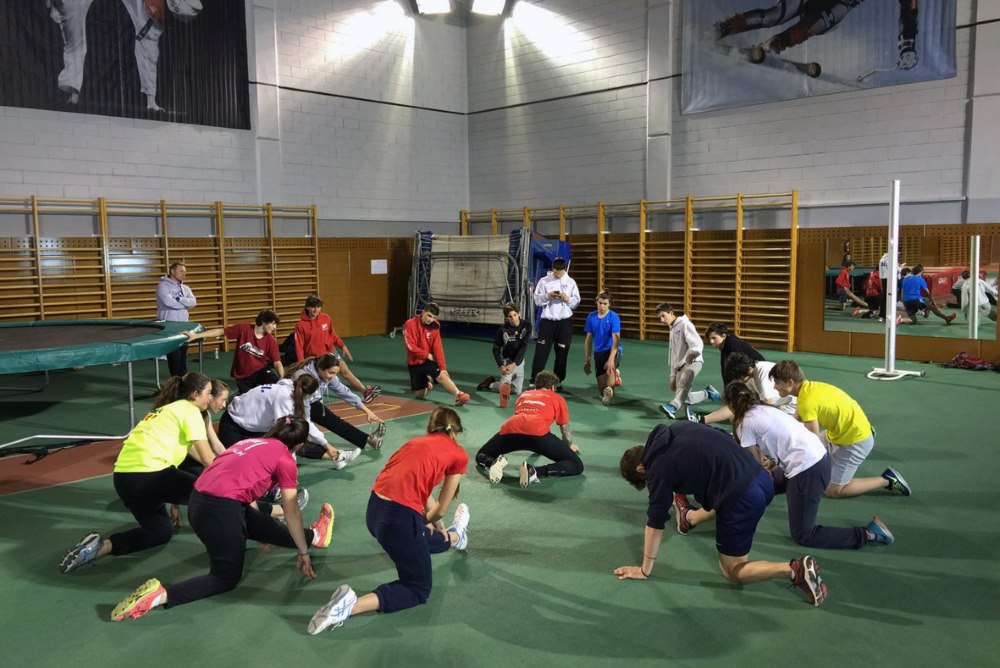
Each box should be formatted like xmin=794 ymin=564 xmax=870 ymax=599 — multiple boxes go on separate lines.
xmin=110 ymin=417 xmax=335 ymax=622
xmin=308 ymin=407 xmax=471 ymax=635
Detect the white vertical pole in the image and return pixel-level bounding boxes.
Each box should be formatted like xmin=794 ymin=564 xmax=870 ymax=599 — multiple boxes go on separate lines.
xmin=883 ymin=180 xmax=901 ymax=374
xmin=969 ymin=235 xmax=981 ymax=338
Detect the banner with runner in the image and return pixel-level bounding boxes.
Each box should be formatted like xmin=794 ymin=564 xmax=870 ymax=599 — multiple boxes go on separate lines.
xmin=682 ymin=0 xmax=956 ymax=114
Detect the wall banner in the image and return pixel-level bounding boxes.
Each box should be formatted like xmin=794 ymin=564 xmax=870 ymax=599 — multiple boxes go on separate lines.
xmin=0 ymin=0 xmax=250 ymax=129
xmin=682 ymin=0 xmax=957 ymax=114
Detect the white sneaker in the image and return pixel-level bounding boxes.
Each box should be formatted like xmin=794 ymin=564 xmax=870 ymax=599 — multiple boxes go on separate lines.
xmin=601 ymin=386 xmax=614 ymax=406
xmin=333 ymin=447 xmax=362 ymax=470
xmin=488 ymin=455 xmax=508 ymax=484
xmin=519 ymin=460 xmax=539 ymax=488
xmin=448 ymin=503 xmax=470 ymax=551
xmin=308 ymin=584 xmax=358 ymax=635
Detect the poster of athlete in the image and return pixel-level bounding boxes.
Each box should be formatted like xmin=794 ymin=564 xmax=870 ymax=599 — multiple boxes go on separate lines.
xmin=682 ymin=0 xmax=956 ymax=114
xmin=0 ymin=1 xmax=249 ymax=129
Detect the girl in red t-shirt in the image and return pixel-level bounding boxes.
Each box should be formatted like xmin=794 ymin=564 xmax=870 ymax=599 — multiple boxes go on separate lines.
xmin=308 ymin=407 xmax=471 ymax=635
xmin=110 ymin=417 xmax=335 ymax=621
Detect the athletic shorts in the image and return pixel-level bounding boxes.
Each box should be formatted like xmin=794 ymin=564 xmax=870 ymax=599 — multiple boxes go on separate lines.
xmin=821 ymin=432 xmax=874 ymax=486
xmin=715 ymin=468 xmax=774 ymax=558
xmin=836 ymin=287 xmax=849 ymax=303
xmin=593 ymin=348 xmax=621 ymax=374
xmin=408 ymin=360 xmax=441 ymax=391
xmin=903 ymin=299 xmax=927 ymax=317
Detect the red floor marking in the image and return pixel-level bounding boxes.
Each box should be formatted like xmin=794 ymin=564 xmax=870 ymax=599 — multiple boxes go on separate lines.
xmin=0 ymin=395 xmax=433 ymax=496
xmin=0 ymin=439 xmax=122 ymax=497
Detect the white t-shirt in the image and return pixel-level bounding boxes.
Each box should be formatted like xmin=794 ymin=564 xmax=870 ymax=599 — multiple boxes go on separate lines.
xmin=736 ymin=405 xmax=825 ymax=478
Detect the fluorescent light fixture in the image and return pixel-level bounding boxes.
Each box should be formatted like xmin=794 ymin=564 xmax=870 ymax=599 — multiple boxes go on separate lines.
xmin=471 ymin=0 xmax=505 ymax=15
xmin=415 ymin=0 xmax=450 ymax=13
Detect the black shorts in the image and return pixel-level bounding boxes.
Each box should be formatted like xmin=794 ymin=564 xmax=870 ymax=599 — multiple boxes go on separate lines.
xmin=903 ymin=299 xmax=927 ymax=317
xmin=593 ymin=348 xmax=621 ymax=373
xmin=408 ymin=360 xmax=441 ymax=391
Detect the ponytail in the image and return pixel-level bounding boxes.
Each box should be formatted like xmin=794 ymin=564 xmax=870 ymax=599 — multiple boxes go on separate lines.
xmin=285 ymin=352 xmax=340 ymax=378
xmin=153 ymin=372 xmax=211 ymax=409
xmin=427 ymin=406 xmax=463 ymax=436
xmin=290 ymin=375 xmax=319 ymax=418
xmin=263 ymin=415 xmax=310 ymax=450
xmin=723 ymin=380 xmax=762 ymax=444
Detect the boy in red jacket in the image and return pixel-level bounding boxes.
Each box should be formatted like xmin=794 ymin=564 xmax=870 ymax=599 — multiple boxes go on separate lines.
xmin=294 ymin=294 xmax=381 ymax=403
xmin=403 ymin=303 xmax=470 ymax=406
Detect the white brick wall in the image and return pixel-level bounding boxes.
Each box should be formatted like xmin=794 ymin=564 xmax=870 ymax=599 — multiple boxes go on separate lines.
xmin=467 ymin=0 xmax=649 ymax=208
xmin=0 ymin=106 xmax=256 ymax=203
xmin=0 ymin=1 xmax=987 ymax=230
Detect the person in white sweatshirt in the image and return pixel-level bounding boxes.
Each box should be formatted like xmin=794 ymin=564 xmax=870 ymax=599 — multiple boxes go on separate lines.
xmin=218 ymin=376 xmax=360 ymax=470
xmin=529 ymin=257 xmax=581 ymax=388
xmin=655 ymin=302 xmax=720 ymax=422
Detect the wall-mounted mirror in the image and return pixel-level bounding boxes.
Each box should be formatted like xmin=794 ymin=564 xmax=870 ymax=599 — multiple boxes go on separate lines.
xmin=823 ymin=235 xmax=998 ymax=341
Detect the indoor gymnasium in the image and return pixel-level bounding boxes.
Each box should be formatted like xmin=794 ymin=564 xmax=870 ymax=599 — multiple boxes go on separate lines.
xmin=1 ymin=1 xmax=998 ymax=666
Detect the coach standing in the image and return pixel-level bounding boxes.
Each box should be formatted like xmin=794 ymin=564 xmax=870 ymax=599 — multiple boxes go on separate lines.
xmin=157 ymin=261 xmax=197 ymax=377
xmin=530 ymin=257 xmax=580 ymax=389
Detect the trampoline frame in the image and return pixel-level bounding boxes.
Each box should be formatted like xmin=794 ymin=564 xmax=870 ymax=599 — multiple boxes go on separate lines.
xmin=0 ymin=319 xmax=203 ymax=451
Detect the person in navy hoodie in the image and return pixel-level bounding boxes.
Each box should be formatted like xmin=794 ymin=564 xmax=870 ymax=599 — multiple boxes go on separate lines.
xmin=614 ymin=421 xmax=828 ymax=607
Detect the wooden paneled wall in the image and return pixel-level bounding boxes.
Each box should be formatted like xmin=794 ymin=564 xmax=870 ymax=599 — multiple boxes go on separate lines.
xmin=315 ymin=237 xmax=413 ymax=338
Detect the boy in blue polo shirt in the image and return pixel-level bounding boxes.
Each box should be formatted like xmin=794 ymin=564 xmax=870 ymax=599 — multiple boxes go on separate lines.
xmin=583 ymin=291 xmax=622 ymax=405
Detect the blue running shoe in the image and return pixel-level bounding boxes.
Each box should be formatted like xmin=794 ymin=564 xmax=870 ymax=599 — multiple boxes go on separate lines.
xmin=60 ymin=533 xmax=102 ymax=573
xmin=705 ymin=384 xmax=721 ymax=402
xmin=308 ymin=584 xmax=359 ymax=635
xmin=867 ymin=515 xmax=895 ymax=545
xmin=658 ymin=403 xmax=678 ymax=419
xmin=685 ymin=406 xmax=699 ymax=422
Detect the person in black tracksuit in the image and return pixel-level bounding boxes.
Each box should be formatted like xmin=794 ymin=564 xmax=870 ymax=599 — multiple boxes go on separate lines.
xmin=477 ymin=302 xmax=532 ymax=407
xmin=705 ymin=322 xmax=765 ymax=381
xmin=614 ymin=422 xmax=829 ymax=607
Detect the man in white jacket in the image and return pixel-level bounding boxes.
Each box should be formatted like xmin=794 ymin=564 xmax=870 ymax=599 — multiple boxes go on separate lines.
xmin=156 ymin=261 xmax=197 ymax=376
xmin=655 ymin=302 xmax=719 ymax=421
xmin=529 ymin=257 xmax=581 ymax=388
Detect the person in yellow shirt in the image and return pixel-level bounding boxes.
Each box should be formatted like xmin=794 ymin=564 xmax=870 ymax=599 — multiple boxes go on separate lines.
xmin=768 ymin=361 xmax=911 ymax=499
xmin=60 ymin=372 xmax=218 ymax=573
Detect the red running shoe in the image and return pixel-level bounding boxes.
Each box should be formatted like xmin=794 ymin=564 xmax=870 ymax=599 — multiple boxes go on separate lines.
xmin=672 ymin=493 xmax=692 ymax=535
xmin=455 ymin=391 xmax=471 ymax=406
xmin=499 ymin=381 xmax=511 ymax=408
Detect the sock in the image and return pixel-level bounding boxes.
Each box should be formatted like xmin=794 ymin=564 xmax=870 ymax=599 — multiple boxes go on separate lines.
xmin=865 ymin=530 xmax=876 ymax=543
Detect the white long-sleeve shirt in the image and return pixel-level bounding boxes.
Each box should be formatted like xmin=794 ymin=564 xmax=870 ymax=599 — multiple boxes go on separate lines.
xmin=225 ymin=379 xmax=327 ymax=445
xmin=962 ymin=278 xmax=998 ymax=318
xmin=291 ymin=362 xmax=363 ymax=411
xmin=668 ymin=314 xmax=703 ymax=380
xmin=533 ymin=271 xmax=580 ymax=321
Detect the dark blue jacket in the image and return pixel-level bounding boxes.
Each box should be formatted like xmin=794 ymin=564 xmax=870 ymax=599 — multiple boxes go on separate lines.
xmin=642 ymin=422 xmax=762 ymax=530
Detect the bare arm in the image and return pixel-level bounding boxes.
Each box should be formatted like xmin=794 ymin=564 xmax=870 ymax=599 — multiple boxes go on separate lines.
xmin=188 ymin=438 xmax=215 ymax=467
xmin=204 ymin=415 xmax=226 ymax=456
xmin=281 ymin=487 xmax=316 ymax=579
xmin=702 ymin=405 xmax=734 ymax=425
xmin=559 ymin=422 xmax=573 ymax=445
xmin=614 ymin=525 xmax=664 ymax=580
xmin=424 ymin=473 xmax=462 ymax=523
xmin=802 ymin=418 xmax=821 ymax=436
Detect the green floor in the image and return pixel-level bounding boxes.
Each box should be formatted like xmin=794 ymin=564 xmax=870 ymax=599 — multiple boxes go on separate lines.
xmin=2 ymin=333 xmax=999 ymax=667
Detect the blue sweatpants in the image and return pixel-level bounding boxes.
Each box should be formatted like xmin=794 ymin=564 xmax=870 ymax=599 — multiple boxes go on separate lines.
xmin=366 ymin=491 xmax=451 ymax=614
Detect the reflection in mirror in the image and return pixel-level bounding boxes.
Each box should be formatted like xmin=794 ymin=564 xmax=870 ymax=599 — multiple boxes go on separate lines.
xmin=823 ymin=237 xmax=997 ymax=341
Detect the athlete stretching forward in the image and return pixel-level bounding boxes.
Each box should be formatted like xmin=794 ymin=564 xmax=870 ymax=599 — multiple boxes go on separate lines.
xmin=717 ymin=0 xmax=919 ymax=71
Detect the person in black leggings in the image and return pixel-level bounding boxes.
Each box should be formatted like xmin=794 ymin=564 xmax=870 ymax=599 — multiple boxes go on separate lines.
xmin=59 ymin=372 xmax=218 ymax=574
xmin=474 ymin=370 xmax=583 ymax=488
xmin=110 ymin=417 xmax=335 ymax=621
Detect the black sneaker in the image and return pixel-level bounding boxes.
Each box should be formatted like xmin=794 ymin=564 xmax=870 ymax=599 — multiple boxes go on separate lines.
xmin=477 ymin=376 xmax=495 ymax=391
xmin=362 ymin=385 xmax=382 ymax=404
